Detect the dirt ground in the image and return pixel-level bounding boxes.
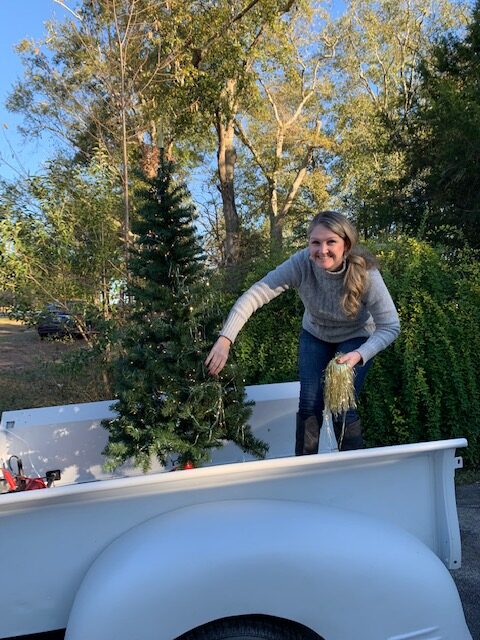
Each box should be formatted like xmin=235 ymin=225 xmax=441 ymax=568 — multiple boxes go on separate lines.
xmin=0 ymin=318 xmax=82 ymax=370
xmin=0 ymin=318 xmax=103 ymax=412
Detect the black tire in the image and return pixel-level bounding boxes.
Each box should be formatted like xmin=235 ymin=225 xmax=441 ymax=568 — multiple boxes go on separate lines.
xmin=179 ymin=615 xmax=321 ymax=640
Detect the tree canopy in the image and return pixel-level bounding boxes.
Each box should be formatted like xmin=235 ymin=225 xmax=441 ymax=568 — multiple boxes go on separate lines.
xmin=402 ymin=0 xmax=480 ymax=247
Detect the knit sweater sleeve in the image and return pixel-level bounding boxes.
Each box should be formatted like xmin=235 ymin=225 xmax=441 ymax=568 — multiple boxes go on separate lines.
xmin=220 ymin=251 xmax=304 ymax=343
xmin=355 ymin=269 xmax=400 ymax=364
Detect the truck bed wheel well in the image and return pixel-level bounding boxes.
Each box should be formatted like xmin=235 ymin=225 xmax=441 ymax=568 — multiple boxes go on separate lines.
xmin=176 ymin=614 xmax=324 ymax=640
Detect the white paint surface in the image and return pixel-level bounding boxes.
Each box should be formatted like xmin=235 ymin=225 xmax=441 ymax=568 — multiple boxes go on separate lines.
xmin=0 ymin=382 xmax=472 ymax=640
xmin=0 ymin=382 xmax=300 ymax=482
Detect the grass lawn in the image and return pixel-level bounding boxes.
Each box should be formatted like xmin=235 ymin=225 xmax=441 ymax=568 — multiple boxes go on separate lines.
xmin=0 ymin=318 xmax=111 ymax=413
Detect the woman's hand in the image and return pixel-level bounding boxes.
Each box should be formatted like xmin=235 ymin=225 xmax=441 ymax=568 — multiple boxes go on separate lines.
xmin=205 ymin=336 xmax=232 ymax=376
xmin=336 ymin=351 xmax=363 ymax=368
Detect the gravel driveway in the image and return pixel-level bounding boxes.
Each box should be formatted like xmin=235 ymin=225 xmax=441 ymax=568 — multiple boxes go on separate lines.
xmin=454 ymin=482 xmax=480 ymax=639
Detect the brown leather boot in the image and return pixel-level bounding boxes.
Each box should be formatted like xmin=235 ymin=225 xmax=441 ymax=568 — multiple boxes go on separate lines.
xmin=295 ymin=413 xmax=321 ymax=456
xmin=334 ymin=417 xmax=364 ymax=451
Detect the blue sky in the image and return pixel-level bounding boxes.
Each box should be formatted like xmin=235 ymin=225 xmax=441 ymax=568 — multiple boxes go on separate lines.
xmin=0 ymin=0 xmax=73 ymax=181
xmin=0 ymin=1 xmax=347 ymax=185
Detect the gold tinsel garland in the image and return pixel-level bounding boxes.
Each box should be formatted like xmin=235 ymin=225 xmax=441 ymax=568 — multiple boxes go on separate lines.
xmin=323 ymin=354 xmax=357 ymax=417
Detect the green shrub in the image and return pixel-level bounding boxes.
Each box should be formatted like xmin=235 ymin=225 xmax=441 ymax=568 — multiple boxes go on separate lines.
xmin=362 ymin=238 xmax=480 ymax=470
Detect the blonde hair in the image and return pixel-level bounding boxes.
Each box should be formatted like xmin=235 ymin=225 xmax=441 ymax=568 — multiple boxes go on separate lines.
xmin=308 ymin=211 xmax=377 ymax=318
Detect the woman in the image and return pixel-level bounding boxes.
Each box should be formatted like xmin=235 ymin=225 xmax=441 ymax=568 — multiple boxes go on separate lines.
xmin=205 ymin=211 xmax=400 ymax=454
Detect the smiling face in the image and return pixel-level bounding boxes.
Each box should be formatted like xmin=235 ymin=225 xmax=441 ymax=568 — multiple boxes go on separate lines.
xmin=308 ymin=224 xmax=348 ymax=271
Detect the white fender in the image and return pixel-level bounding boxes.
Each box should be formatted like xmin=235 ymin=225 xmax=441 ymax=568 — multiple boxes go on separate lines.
xmin=65 ymin=500 xmax=471 ymax=640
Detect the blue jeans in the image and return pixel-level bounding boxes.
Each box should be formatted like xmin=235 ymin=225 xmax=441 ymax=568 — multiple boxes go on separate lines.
xmin=298 ymin=329 xmax=373 ymax=422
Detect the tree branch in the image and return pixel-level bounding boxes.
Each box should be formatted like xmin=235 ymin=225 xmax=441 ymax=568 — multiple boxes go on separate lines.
xmin=279 ymin=119 xmax=322 ymax=220
xmin=234 ymin=116 xmax=269 ymax=176
xmin=53 ymin=0 xmax=82 ymax=21
xmin=258 ymin=77 xmax=283 ymax=127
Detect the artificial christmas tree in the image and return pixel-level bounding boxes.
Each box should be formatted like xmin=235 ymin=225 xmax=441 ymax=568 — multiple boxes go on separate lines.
xmin=103 ymin=160 xmax=267 ymax=471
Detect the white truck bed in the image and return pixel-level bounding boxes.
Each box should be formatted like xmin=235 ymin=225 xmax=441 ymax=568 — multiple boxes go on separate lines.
xmin=0 ymin=382 xmax=472 ymax=640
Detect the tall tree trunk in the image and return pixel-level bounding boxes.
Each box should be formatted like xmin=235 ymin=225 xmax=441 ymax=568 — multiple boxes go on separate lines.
xmin=268 ymin=175 xmax=283 ymax=255
xmin=113 ymin=0 xmax=131 ymax=290
xmin=270 ymin=216 xmax=284 ymax=253
xmin=121 ymin=106 xmax=130 ymax=281
xmin=268 ymin=126 xmax=284 ymax=253
xmin=215 ymin=78 xmax=241 ymax=269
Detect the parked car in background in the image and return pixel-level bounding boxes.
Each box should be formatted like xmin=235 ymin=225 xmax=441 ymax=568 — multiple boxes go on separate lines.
xmin=36 ymin=303 xmax=94 ymax=340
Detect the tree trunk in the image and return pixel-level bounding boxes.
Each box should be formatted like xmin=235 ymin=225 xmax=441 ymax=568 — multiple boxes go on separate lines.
xmin=270 ymin=213 xmax=284 ymax=255
xmin=268 ymin=174 xmax=283 ymax=255
xmin=215 ymin=79 xmax=241 ymax=269
xmin=216 ymin=114 xmax=240 ymax=266
xmin=267 ymin=124 xmax=285 ymax=255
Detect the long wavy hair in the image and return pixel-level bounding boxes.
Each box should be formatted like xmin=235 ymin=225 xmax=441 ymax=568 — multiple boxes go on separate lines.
xmin=308 ymin=211 xmax=378 ymax=318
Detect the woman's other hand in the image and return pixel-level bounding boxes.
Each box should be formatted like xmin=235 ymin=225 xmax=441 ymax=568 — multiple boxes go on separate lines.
xmin=336 ymin=351 xmax=362 ymax=368
xmin=205 ymin=336 xmax=231 ymax=375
